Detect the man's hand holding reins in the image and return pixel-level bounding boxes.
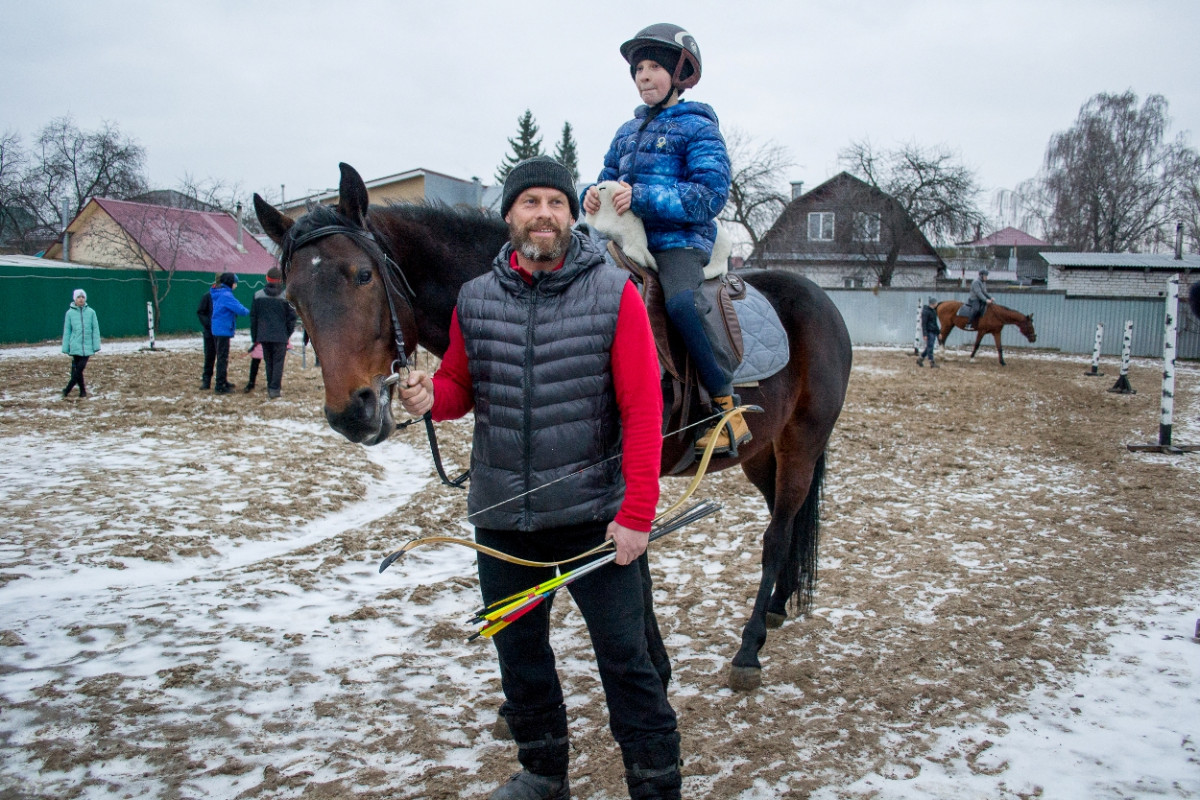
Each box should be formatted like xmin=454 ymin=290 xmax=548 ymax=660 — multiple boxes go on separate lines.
xmin=399 ymin=370 xmax=434 ymax=416
xmin=606 ymin=520 xmax=648 ymax=565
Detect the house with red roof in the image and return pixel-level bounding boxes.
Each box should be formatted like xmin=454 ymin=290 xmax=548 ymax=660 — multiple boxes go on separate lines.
xmin=942 ymin=226 xmax=1060 ymax=285
xmin=44 ymin=197 xmax=276 ymax=276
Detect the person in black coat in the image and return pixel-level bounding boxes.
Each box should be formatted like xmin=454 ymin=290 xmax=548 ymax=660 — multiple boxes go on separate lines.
xmin=196 ymin=276 xmax=218 ymax=390
xmin=250 ymin=267 xmax=298 ymax=399
xmin=918 ymin=296 xmax=940 ymax=368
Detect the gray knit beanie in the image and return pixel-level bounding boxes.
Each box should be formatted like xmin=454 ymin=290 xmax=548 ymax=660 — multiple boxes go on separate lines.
xmin=500 ymin=156 xmax=579 ymax=220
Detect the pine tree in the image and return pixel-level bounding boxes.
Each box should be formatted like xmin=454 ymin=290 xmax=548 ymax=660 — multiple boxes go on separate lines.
xmin=495 ymin=110 xmax=543 ymax=183
xmin=554 ymin=121 xmax=580 ymax=182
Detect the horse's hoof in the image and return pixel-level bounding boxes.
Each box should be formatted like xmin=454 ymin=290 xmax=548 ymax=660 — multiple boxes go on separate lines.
xmin=728 ymin=665 xmax=762 ymax=692
xmin=765 ymin=612 xmax=786 ymax=629
xmin=491 ymin=713 xmax=512 ymax=740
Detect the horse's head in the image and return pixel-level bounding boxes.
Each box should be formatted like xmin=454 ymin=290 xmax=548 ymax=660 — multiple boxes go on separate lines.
xmin=254 ymin=163 xmax=415 ymax=445
xmin=1018 ymin=312 xmax=1037 ymax=343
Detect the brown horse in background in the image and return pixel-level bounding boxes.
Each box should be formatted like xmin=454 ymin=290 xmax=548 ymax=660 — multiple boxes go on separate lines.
xmin=936 ymin=300 xmax=1036 ymax=366
xmin=253 ymin=163 xmax=852 ymax=691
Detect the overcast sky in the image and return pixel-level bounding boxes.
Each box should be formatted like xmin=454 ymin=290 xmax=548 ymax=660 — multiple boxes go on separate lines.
xmin=5 ymin=0 xmax=1199 ymax=219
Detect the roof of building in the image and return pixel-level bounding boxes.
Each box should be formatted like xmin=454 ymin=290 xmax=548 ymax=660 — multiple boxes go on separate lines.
xmin=965 ymin=227 xmax=1049 ymax=247
xmin=1041 ymin=252 xmax=1200 ymax=270
xmin=52 ymin=198 xmax=276 ymax=274
xmin=0 ymin=254 xmax=107 ymax=270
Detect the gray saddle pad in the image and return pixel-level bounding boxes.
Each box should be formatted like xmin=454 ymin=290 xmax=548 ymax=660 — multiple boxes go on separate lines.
xmin=732 ymin=283 xmax=789 ymax=385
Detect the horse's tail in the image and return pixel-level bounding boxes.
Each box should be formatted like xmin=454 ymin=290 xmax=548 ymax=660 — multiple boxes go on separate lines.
xmin=789 ymin=450 xmax=825 ymax=614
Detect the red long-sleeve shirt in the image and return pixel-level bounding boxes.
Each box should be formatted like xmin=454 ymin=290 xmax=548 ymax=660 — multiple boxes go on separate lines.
xmin=431 ymin=254 xmax=662 ymax=532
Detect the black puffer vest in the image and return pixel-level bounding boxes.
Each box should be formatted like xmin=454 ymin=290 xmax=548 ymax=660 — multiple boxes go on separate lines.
xmin=457 ymin=232 xmax=630 ymax=531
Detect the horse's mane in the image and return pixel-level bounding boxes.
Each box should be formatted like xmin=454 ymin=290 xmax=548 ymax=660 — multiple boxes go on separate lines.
xmin=373 ymin=202 xmax=509 ymax=265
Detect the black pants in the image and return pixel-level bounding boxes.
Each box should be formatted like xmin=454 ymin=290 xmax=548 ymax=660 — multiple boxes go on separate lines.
xmin=261 ymin=341 xmax=287 ymax=392
xmin=201 ymin=329 xmax=216 ymax=386
xmin=63 ymin=355 xmax=89 ymax=396
xmin=475 ymin=522 xmax=677 ymax=750
xmin=214 ymin=336 xmax=232 ymax=388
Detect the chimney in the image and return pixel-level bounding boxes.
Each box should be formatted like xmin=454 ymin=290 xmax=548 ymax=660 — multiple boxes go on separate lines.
xmin=1175 ymin=221 xmax=1183 ymax=260
xmin=790 ymin=181 xmax=805 ymax=201
xmin=281 ymin=184 xmax=286 ymax=208
xmin=472 ymin=176 xmax=483 ymax=209
xmin=235 ymin=201 xmax=247 ymax=253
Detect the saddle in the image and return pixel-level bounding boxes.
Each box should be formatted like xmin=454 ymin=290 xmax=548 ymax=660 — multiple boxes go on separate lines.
xmin=605 ymin=240 xmax=744 ymax=385
xmin=604 ymin=239 xmax=789 ymax=473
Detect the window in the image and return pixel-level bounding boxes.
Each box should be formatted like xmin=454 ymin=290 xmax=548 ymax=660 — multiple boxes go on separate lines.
xmin=853 ymin=212 xmax=881 ymax=242
xmin=808 ymin=211 xmax=834 ymax=241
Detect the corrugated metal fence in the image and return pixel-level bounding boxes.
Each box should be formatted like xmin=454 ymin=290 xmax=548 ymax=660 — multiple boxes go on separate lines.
xmin=0 ymin=266 xmax=265 ymax=345
xmin=825 ymin=286 xmax=1200 ymax=359
xmin=3 ymin=267 xmax=1197 ymax=359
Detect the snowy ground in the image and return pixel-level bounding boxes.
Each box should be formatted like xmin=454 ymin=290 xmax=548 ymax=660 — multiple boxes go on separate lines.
xmin=0 ymin=337 xmax=1197 ymax=799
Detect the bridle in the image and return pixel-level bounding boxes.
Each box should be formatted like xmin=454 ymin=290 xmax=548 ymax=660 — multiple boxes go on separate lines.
xmin=280 ymin=220 xmax=416 ymax=380
xmin=280 ymin=218 xmax=469 ymax=488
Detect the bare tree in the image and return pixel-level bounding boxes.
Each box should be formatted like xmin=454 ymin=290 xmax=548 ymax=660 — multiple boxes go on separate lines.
xmin=1034 ymin=92 xmax=1191 ymax=252
xmin=720 ymin=128 xmax=794 ymax=260
xmin=840 ymin=140 xmax=985 ymax=286
xmin=0 ymin=130 xmax=27 ymax=247
xmin=1 ymin=117 xmax=147 ymax=253
xmin=1173 ymin=147 xmax=1200 ymax=253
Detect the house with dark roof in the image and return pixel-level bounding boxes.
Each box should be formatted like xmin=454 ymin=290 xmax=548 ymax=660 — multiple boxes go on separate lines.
xmin=750 ymin=172 xmax=945 ymax=288
xmin=942 ymin=227 xmax=1060 ymax=285
xmin=43 ymin=197 xmax=276 ymax=276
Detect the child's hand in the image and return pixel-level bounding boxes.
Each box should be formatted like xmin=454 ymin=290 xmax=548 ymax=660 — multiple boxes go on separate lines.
xmin=611 ymin=181 xmax=633 ymax=215
xmin=583 ymin=186 xmax=601 ymax=215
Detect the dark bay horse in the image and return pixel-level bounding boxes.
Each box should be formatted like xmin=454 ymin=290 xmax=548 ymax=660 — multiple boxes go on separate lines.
xmin=253 ymin=163 xmax=852 ymax=691
xmin=936 ymin=300 xmax=1036 ymax=366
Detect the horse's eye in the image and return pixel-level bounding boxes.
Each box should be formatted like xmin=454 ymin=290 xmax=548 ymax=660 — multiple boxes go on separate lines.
xmin=356 ymin=268 xmax=373 ymax=286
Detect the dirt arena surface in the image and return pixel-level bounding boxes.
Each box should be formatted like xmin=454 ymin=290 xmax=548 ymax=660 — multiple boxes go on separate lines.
xmin=0 ymin=336 xmax=1197 ymax=799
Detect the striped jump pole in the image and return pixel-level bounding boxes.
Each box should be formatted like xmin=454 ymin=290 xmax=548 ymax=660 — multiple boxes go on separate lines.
xmin=1107 ymin=320 xmax=1135 ymax=394
xmin=913 ymin=297 xmax=922 ymax=356
xmin=1083 ymin=322 xmax=1104 ymax=376
xmin=1128 ymin=275 xmax=1197 ymax=452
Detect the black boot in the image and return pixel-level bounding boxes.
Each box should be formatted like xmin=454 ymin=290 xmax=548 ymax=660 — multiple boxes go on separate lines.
xmin=489 ymin=706 xmax=570 ymax=799
xmin=622 ymin=733 xmax=682 ymax=800
xmin=242 ymin=383 xmax=255 ymax=393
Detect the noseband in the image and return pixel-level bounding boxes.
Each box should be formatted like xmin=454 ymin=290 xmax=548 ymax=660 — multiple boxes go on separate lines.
xmin=280 ymin=221 xmax=416 ymax=378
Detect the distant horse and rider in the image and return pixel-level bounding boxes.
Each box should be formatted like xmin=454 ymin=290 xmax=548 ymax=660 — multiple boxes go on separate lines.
xmin=253 ymin=163 xmax=852 ymax=691
xmin=936 ymin=300 xmax=1037 ymax=366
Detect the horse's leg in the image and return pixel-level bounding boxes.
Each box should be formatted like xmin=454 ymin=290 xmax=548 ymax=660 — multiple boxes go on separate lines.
xmin=730 ymin=433 xmax=818 ymax=692
xmin=970 ymin=331 xmax=984 ymax=359
xmin=741 ymin=448 xmax=786 ymax=628
xmin=994 ymin=331 xmax=1006 ymax=366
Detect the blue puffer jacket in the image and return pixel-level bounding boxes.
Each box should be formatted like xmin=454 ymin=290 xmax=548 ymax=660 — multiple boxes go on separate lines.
xmin=587 ymin=101 xmax=731 ymax=255
xmin=209 ymin=285 xmax=249 ymax=337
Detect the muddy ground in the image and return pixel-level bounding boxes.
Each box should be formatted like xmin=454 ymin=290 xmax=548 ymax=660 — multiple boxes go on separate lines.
xmin=0 ymin=337 xmax=1197 ymax=799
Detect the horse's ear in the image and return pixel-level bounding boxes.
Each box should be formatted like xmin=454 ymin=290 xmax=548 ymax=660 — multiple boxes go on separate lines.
xmin=254 ymin=193 xmax=294 ymax=245
xmin=1028 ymin=313 xmax=1034 ymax=321
xmin=337 ymin=162 xmax=370 ymax=227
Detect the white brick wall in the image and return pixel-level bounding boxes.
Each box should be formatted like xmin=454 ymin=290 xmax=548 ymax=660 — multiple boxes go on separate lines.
xmin=1048 ymin=265 xmax=1196 ymax=298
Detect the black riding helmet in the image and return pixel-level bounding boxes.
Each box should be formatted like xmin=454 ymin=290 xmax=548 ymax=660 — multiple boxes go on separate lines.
xmin=620 ymin=23 xmax=702 ymax=91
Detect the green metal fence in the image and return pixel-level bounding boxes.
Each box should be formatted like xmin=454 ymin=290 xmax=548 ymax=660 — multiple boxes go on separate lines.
xmin=0 ymin=266 xmax=268 ymax=345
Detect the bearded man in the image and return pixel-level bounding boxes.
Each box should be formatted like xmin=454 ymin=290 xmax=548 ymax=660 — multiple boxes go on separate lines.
xmin=399 ymin=155 xmax=682 ymax=800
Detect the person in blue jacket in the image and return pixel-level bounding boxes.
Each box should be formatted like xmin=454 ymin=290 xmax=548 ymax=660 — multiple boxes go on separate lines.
xmin=61 ymin=288 xmax=101 ymax=398
xmin=209 ymin=272 xmax=249 ymax=394
xmin=582 ymin=23 xmax=748 ymax=456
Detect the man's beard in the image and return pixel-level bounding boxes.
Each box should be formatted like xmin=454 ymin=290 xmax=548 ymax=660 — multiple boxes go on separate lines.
xmin=510 ymin=218 xmax=571 ymax=263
